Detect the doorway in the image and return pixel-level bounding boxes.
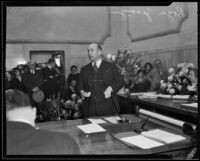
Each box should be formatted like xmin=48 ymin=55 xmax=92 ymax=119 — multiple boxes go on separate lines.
xmin=30 ymin=50 xmax=65 ymax=77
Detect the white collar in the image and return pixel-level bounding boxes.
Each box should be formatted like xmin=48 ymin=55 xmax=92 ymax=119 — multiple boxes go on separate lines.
xmin=92 ymin=59 xmax=102 ymax=68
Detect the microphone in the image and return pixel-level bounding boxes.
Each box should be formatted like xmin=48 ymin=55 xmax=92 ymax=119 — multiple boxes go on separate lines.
xmin=135 ymin=115 xmax=150 ymax=133
xmin=111 ymin=93 xmax=130 ymax=123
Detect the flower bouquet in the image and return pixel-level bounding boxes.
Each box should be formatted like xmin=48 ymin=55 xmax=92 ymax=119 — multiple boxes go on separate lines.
xmin=159 ymin=63 xmax=197 ymax=98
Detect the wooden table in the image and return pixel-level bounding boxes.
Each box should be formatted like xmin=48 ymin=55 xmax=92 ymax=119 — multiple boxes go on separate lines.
xmin=37 ymin=114 xmax=196 ymax=158
xmin=118 ymin=94 xmax=198 ymax=124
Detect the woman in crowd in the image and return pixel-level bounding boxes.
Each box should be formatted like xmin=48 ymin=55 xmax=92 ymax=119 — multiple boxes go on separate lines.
xmin=129 ymin=69 xmax=151 ymax=92
xmin=144 ymin=62 xmax=153 ymax=76
xmin=5 ymin=71 xmax=13 ymax=90
xmin=10 ymin=68 xmax=25 ymax=92
xmin=67 ymin=65 xmax=80 ymax=86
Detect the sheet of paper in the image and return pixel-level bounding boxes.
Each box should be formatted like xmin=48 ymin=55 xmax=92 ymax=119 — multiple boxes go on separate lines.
xmin=104 ymin=116 xmax=121 ymax=124
xmin=131 ymin=92 xmax=157 ymax=96
xmin=88 ymin=118 xmax=107 ymax=124
xmin=141 ymin=129 xmax=186 ymax=144
xmin=157 ymin=94 xmax=172 ymax=99
xmin=120 ymin=135 xmax=164 ymax=149
xmin=172 ymin=95 xmax=189 ymax=100
xmin=77 ymin=123 xmax=106 ymax=134
xmin=181 ymin=103 xmax=198 ymax=108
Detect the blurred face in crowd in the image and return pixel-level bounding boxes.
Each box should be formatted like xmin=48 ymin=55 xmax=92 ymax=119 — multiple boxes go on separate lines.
xmin=71 ymin=80 xmax=77 ymax=88
xmin=145 ymin=64 xmax=151 ymax=72
xmin=71 ymin=67 xmax=77 ymax=74
xmin=137 ymin=71 xmax=145 ymax=83
xmin=88 ymin=43 xmax=102 ymax=63
xmin=14 ymin=69 xmax=21 ymax=77
xmin=154 ymin=59 xmax=162 ymax=70
xmin=6 ymin=72 xmax=12 ymax=81
xmin=28 ymin=61 xmax=36 ymax=70
xmin=188 ymin=70 xmax=197 ymax=83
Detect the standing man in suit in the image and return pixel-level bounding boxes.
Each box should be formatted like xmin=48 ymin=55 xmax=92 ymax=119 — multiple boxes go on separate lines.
xmin=6 ymin=89 xmax=80 ymax=154
xmin=79 ymin=43 xmax=124 ymax=117
xmin=22 ymin=60 xmax=44 ymax=104
xmin=42 ymin=58 xmax=60 ymax=100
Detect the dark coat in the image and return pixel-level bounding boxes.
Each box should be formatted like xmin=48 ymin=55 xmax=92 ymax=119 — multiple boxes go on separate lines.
xmin=22 ymin=70 xmax=44 ymax=94
xmin=6 ymin=121 xmax=80 ymax=154
xmin=42 ymin=67 xmax=60 ymax=99
xmin=79 ymin=60 xmax=124 ymax=117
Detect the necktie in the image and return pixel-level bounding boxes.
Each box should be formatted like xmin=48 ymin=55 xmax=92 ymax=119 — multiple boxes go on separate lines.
xmin=93 ymin=63 xmax=98 ymax=72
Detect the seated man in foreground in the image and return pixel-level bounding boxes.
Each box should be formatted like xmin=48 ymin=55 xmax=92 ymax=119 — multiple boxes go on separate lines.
xmin=6 ymin=89 xmax=80 ymax=155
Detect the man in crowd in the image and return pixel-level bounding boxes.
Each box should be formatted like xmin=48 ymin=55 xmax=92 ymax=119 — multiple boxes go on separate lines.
xmin=22 ymin=60 xmax=44 ymax=104
xmin=6 ymin=89 xmax=80 ymax=154
xmin=79 ymin=43 xmax=124 ymax=117
xmin=42 ymin=58 xmax=60 ymax=100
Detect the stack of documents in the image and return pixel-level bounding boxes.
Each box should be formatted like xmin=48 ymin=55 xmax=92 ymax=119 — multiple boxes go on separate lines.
xmin=139 ymin=92 xmax=158 ymax=99
xmin=181 ymin=103 xmax=198 ymax=111
xmin=77 ymin=123 xmax=106 ymax=134
xmin=120 ymin=129 xmax=186 ymax=149
xmin=141 ymin=129 xmax=186 ymax=144
xmin=88 ymin=118 xmax=107 ymax=124
xmin=172 ymin=95 xmax=189 ymax=100
xmin=104 ymin=116 xmax=121 ymax=124
xmin=157 ymin=94 xmax=172 ymax=99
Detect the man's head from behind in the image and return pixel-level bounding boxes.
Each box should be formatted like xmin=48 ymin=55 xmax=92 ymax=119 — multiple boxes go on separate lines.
xmin=6 ymin=89 xmax=36 ymax=127
xmin=87 ymin=43 xmax=102 ymax=63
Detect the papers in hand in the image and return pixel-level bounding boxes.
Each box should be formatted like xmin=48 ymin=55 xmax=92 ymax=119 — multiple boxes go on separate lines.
xmin=77 ymin=123 xmax=106 ymax=134
xmin=104 ymin=116 xmax=121 ymax=124
xmin=88 ymin=118 xmax=106 ymax=124
xmin=121 ymin=135 xmax=164 ymax=149
xmin=141 ymin=129 xmax=186 ymax=144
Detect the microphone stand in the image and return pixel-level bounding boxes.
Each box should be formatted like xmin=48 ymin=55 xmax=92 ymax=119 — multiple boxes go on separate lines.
xmin=111 ymin=93 xmax=129 ymax=123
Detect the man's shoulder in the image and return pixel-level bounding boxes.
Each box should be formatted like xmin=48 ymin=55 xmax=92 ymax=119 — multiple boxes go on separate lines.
xmin=81 ymin=63 xmax=91 ymax=71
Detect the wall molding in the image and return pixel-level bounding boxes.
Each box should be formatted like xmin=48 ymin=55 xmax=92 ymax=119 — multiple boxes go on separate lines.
xmin=127 ymin=3 xmax=189 ymax=42
xmin=134 ymin=44 xmax=197 ymax=55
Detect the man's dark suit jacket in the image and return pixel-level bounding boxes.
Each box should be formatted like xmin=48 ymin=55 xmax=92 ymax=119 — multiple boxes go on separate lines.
xmin=42 ymin=67 xmax=60 ymax=99
xmin=79 ymin=60 xmax=124 ymax=117
xmin=22 ymin=70 xmax=44 ymax=94
xmin=6 ymin=121 xmax=80 ymax=154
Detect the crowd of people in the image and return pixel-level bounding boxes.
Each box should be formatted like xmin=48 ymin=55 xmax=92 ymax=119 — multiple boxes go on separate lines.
xmin=124 ymin=59 xmax=168 ymax=93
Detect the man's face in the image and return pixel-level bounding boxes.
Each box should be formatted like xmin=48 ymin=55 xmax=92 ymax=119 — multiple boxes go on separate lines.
xmin=28 ymin=63 xmax=35 ymax=70
xmin=87 ymin=44 xmax=101 ymax=62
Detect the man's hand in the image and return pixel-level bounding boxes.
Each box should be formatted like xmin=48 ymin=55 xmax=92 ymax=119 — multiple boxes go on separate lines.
xmin=104 ymin=86 xmax=113 ymax=99
xmin=80 ymin=90 xmax=91 ymax=98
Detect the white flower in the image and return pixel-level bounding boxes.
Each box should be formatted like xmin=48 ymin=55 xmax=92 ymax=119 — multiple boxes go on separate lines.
xmin=188 ymin=63 xmax=194 ymax=68
xmin=177 ymin=85 xmax=182 ymax=90
xmin=177 ymin=63 xmax=184 ymax=68
xmin=77 ymin=99 xmax=83 ymax=105
xmin=179 ymin=71 xmax=184 ymax=76
xmin=111 ymin=55 xmax=116 ymax=62
xmin=168 ymin=68 xmax=175 ymax=74
xmin=160 ymin=80 xmax=164 ymax=85
xmin=168 ymin=75 xmax=173 ymax=81
xmin=169 ymin=88 xmax=175 ymax=95
xmin=187 ymin=85 xmax=196 ymax=91
xmin=106 ymin=53 xmax=112 ymax=60
xmin=181 ymin=67 xmax=188 ymax=74
xmin=167 ymin=83 xmax=173 ymax=89
xmin=161 ymin=83 xmax=167 ymax=89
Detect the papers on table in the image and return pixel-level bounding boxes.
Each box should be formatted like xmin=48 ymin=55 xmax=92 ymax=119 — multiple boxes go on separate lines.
xmin=121 ymin=135 xmax=164 ymax=149
xmin=181 ymin=103 xmax=198 ymax=108
xmin=77 ymin=123 xmax=106 ymax=134
xmin=104 ymin=116 xmax=121 ymax=124
xmin=181 ymin=103 xmax=198 ymax=111
xmin=120 ymin=129 xmax=186 ymax=149
xmin=172 ymin=95 xmax=189 ymax=100
xmin=88 ymin=118 xmax=106 ymax=124
xmin=139 ymin=92 xmax=158 ymax=99
xmin=130 ymin=92 xmax=156 ymax=96
xmin=141 ymin=129 xmax=186 ymax=144
xmin=157 ymin=94 xmax=190 ymax=100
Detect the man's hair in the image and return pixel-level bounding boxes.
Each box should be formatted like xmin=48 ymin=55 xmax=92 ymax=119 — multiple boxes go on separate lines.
xmin=71 ymin=65 xmax=78 ymax=70
xmin=48 ymin=58 xmax=55 ymax=64
xmin=6 ymin=89 xmax=31 ymax=111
